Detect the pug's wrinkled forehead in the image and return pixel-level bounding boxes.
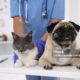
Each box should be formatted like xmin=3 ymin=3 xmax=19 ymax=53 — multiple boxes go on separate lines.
xmin=52 ymin=22 xmax=75 ymax=33
xmin=47 ymin=21 xmax=80 ymax=33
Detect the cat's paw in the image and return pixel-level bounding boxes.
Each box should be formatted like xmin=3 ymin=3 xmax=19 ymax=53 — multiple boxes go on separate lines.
xmin=25 ymin=60 xmax=38 ymax=67
xmin=14 ymin=60 xmax=23 ymax=67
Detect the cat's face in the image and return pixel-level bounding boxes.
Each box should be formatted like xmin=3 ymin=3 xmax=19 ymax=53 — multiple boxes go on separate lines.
xmin=12 ymin=32 xmax=35 ymax=53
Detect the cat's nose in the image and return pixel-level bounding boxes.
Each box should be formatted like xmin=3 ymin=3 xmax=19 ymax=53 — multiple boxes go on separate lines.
xmin=19 ymin=48 xmax=24 ymax=52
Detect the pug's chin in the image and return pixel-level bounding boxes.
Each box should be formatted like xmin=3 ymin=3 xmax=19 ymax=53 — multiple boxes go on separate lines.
xmin=61 ymin=44 xmax=70 ymax=48
xmin=60 ymin=41 xmax=72 ymax=48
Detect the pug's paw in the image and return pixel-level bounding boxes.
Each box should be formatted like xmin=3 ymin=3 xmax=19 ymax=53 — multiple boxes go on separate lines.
xmin=14 ymin=60 xmax=23 ymax=67
xmin=76 ymin=66 xmax=80 ymax=69
xmin=44 ymin=64 xmax=53 ymax=69
xmin=25 ymin=60 xmax=38 ymax=67
xmin=39 ymin=58 xmax=53 ymax=69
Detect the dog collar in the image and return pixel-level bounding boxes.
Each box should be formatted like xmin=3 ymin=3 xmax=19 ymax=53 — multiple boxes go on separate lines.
xmin=52 ymin=47 xmax=71 ymax=57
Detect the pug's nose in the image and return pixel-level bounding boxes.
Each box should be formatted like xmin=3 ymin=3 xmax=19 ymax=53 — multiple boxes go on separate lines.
xmin=65 ymin=37 xmax=70 ymax=41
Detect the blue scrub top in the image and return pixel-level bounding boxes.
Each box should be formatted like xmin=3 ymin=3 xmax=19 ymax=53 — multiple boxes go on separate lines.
xmin=10 ymin=0 xmax=65 ymax=40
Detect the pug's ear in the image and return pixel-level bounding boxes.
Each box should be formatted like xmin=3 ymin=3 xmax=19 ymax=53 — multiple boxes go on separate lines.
xmin=69 ymin=21 xmax=80 ymax=32
xmin=47 ymin=22 xmax=59 ymax=33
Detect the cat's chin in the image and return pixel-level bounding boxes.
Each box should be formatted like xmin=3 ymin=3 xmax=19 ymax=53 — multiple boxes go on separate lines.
xmin=20 ymin=52 xmax=25 ymax=54
xmin=15 ymin=50 xmax=27 ymax=54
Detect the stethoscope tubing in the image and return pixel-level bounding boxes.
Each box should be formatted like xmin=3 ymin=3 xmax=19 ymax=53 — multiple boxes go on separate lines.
xmin=18 ymin=0 xmax=48 ymax=23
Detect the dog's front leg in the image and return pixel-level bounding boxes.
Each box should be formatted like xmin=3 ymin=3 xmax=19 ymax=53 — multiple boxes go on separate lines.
xmin=75 ymin=60 xmax=80 ymax=69
xmin=72 ymin=58 xmax=80 ymax=69
xmin=39 ymin=50 xmax=53 ymax=70
xmin=39 ymin=57 xmax=53 ymax=69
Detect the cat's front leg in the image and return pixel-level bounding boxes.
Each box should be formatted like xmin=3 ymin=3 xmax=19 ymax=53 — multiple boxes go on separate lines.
xmin=25 ymin=59 xmax=38 ymax=67
xmin=14 ymin=59 xmax=23 ymax=67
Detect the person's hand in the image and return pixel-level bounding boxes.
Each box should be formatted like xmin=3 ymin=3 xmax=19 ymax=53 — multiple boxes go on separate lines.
xmin=35 ymin=39 xmax=46 ymax=57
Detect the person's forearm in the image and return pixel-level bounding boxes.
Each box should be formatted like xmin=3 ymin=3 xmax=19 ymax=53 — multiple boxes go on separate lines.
xmin=13 ymin=16 xmax=24 ymax=35
xmin=50 ymin=18 xmax=62 ymax=23
xmin=42 ymin=18 xmax=62 ymax=41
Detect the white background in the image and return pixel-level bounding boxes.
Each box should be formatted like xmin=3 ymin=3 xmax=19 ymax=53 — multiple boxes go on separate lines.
xmin=65 ymin=0 xmax=80 ymax=25
xmin=0 ymin=0 xmax=80 ymax=39
xmin=0 ymin=0 xmax=80 ymax=80
xmin=0 ymin=0 xmax=13 ymax=40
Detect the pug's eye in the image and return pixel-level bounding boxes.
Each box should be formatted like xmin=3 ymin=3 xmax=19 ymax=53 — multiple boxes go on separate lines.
xmin=53 ymin=33 xmax=58 ymax=38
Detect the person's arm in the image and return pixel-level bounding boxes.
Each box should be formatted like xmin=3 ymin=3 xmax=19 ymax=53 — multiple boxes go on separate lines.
xmin=36 ymin=18 xmax=61 ymax=57
xmin=10 ymin=0 xmax=25 ymax=63
xmin=12 ymin=17 xmax=24 ymax=63
xmin=13 ymin=16 xmax=24 ymax=35
xmin=10 ymin=0 xmax=24 ymax=35
xmin=41 ymin=18 xmax=61 ymax=41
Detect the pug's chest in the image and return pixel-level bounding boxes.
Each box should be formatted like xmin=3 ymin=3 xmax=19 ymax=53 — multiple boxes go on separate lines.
xmin=52 ymin=47 xmax=72 ymax=65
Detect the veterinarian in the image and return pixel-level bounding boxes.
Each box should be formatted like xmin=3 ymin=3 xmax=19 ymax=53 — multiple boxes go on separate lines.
xmin=10 ymin=0 xmax=65 ymax=80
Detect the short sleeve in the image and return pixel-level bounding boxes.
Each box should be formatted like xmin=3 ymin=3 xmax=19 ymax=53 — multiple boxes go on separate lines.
xmin=10 ymin=0 xmax=19 ymax=17
xmin=51 ymin=0 xmax=65 ymax=19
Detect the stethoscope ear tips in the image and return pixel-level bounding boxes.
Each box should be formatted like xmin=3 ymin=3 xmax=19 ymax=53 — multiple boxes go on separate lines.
xmin=42 ymin=10 xmax=48 ymax=19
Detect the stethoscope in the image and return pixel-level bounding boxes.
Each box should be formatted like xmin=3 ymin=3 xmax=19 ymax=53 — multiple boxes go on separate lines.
xmin=41 ymin=0 xmax=48 ymax=19
xmin=19 ymin=0 xmax=48 ymax=23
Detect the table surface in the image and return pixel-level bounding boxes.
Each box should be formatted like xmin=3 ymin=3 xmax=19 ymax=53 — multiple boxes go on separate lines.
xmin=0 ymin=55 xmax=80 ymax=79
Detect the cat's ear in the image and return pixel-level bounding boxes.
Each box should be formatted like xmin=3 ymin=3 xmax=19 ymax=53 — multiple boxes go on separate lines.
xmin=11 ymin=32 xmax=19 ymax=40
xmin=28 ymin=31 xmax=32 ymax=38
xmin=28 ymin=31 xmax=32 ymax=37
xmin=25 ymin=31 xmax=32 ymax=40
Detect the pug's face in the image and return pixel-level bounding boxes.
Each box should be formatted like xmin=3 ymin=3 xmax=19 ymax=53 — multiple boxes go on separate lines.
xmin=47 ymin=21 xmax=80 ymax=48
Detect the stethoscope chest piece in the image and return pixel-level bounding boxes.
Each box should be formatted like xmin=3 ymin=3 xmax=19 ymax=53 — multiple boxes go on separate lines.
xmin=42 ymin=10 xmax=48 ymax=19
xmin=42 ymin=0 xmax=48 ymax=19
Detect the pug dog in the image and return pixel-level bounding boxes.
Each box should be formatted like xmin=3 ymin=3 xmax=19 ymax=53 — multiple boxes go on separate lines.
xmin=39 ymin=21 xmax=80 ymax=69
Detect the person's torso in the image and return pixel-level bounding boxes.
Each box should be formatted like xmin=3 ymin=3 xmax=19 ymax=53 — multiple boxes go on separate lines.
xmin=21 ymin=0 xmax=55 ymax=40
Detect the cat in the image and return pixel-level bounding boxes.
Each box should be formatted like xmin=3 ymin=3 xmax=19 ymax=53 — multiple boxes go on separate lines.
xmin=12 ymin=32 xmax=38 ymax=67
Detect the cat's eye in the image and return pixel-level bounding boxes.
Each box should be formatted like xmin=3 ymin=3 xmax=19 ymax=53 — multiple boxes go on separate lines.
xmin=25 ymin=45 xmax=28 ymax=47
xmin=27 ymin=40 xmax=32 ymax=43
xmin=16 ymin=42 xmax=20 ymax=45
